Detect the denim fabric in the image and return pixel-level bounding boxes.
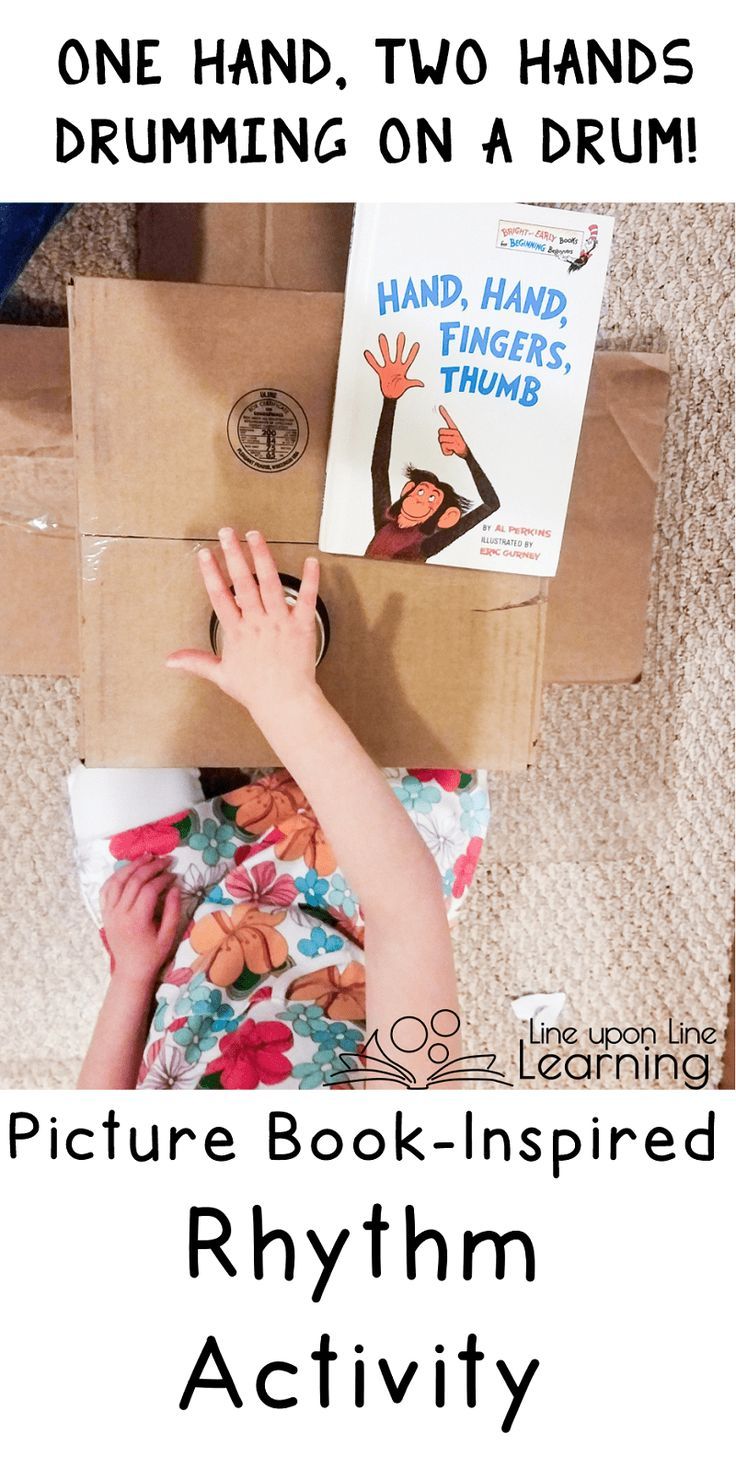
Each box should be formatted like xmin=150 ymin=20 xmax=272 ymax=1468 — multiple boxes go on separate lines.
xmin=0 ymin=204 xmax=72 ymax=304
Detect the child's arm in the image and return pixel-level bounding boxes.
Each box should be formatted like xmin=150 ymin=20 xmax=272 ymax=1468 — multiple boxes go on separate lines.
xmin=167 ymin=529 xmax=459 ymax=1056
xmin=78 ymin=856 xmax=180 ymax=1089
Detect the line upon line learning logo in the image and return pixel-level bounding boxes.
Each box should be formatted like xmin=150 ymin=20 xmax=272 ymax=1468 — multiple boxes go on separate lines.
xmin=330 ymin=1009 xmax=510 ymax=1089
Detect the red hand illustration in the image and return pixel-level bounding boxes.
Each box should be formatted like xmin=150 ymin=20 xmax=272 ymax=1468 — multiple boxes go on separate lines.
xmin=437 ymin=405 xmax=468 ymax=458
xmin=364 ymin=332 xmax=424 ymax=399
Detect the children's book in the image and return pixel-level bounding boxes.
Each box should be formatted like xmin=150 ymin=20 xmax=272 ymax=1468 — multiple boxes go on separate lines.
xmin=319 ymin=203 xmax=613 ymax=576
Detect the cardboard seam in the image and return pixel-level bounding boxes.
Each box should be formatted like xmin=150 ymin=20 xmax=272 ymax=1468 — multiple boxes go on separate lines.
xmin=526 ymin=596 xmax=548 ymax=767
xmin=472 ymin=592 xmax=544 ymax=614
xmin=81 ymin=533 xmax=317 ymax=544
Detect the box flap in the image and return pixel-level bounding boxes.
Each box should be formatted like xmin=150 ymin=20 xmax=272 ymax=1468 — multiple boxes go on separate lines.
xmin=138 ymin=203 xmax=354 ymax=293
xmin=80 ymin=537 xmax=545 ymax=770
xmin=0 ymin=325 xmax=79 ymax=675
xmin=68 ymin=277 xmax=344 ymax=541
xmin=544 ymin=351 xmax=669 ymax=683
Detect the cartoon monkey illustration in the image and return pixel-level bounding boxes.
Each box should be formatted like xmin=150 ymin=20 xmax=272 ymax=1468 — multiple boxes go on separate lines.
xmin=363 ymin=333 xmax=500 ymax=563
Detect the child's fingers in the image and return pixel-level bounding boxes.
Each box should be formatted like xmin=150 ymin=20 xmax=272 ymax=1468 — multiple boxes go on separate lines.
xmin=100 ymin=854 xmax=158 ymax=911
xmin=166 ymin=649 xmax=221 ymax=684
xmin=120 ymin=858 xmax=174 ymax=912
xmin=157 ymin=880 xmax=182 ymax=950
xmin=295 ymin=556 xmax=320 ymax=622
xmin=218 ymin=528 xmax=262 ymax=617
xmin=101 ymin=860 xmax=142 ymax=911
xmin=404 ymin=340 xmax=420 ymax=369
xmin=196 ymin=547 xmax=241 ymax=630
xmin=363 ymin=349 xmax=381 ymax=374
xmin=377 ymin=332 xmax=390 ymax=365
xmin=131 ymin=871 xmax=177 ymax=920
xmin=406 ymin=378 xmax=425 ymax=390
xmin=438 ymin=404 xmax=458 ymax=429
xmin=396 ymin=330 xmax=406 ymax=360
xmin=245 ymin=531 xmax=287 ymax=615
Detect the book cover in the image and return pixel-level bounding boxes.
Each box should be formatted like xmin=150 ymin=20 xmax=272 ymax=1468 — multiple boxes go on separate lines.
xmin=320 ymin=203 xmax=614 ymax=576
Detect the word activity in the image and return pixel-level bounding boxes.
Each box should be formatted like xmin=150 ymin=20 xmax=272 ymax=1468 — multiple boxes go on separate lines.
xmin=179 ymin=1332 xmax=540 ymax=1426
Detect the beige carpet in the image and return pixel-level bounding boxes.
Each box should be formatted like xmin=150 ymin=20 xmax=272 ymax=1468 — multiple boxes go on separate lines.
xmin=0 ymin=202 xmax=733 ymax=1089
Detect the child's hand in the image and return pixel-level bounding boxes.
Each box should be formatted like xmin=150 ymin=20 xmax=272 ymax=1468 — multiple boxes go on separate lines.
xmin=100 ymin=854 xmax=181 ymax=992
xmin=166 ymin=529 xmax=321 ymax=721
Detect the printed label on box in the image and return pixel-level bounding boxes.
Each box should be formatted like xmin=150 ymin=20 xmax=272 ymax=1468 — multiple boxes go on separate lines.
xmin=227 ymin=388 xmax=309 ymax=473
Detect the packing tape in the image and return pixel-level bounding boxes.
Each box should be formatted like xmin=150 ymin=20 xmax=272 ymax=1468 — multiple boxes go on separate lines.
xmin=81 ymin=536 xmax=111 ymax=581
xmin=0 ymin=508 xmax=73 ymax=536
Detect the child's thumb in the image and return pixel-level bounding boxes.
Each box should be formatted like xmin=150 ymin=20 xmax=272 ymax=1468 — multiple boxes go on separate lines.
xmin=165 ymin=649 xmax=220 ymax=682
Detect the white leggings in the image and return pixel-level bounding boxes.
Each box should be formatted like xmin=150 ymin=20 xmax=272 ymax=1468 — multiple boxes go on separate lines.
xmin=67 ymin=762 xmax=205 ymax=926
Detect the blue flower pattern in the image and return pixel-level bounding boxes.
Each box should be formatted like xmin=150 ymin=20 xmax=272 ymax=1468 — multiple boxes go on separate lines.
xmin=189 ymin=818 xmax=238 ymax=866
xmin=277 ymin=1002 xmax=328 ymax=1038
xmin=297 ymin=925 xmax=343 ymax=959
xmin=295 ymin=868 xmax=330 ymax=908
xmin=329 ymin=874 xmax=357 ymax=918
xmin=178 ymin=982 xmax=239 ymax=1036
xmin=172 ymin=1016 xmax=219 ymax=1064
xmin=393 ymin=775 xmax=442 ymax=814
xmin=311 ymin=1020 xmax=363 ymax=1055
xmin=291 ymin=1022 xmax=362 ymax=1090
xmin=459 ymin=790 xmax=491 ymax=837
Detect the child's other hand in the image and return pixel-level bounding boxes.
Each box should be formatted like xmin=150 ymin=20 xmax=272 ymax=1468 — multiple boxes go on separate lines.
xmin=166 ymin=529 xmax=320 ymax=721
xmin=100 ymin=854 xmax=181 ymax=993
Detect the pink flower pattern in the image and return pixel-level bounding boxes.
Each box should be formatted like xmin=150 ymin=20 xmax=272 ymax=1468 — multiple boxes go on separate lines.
xmin=110 ymin=811 xmax=189 ymax=861
xmin=225 ymin=859 xmax=298 ymax=908
xmin=452 ymin=836 xmax=484 ymax=898
xmin=204 ymin=1019 xmax=295 ymax=1090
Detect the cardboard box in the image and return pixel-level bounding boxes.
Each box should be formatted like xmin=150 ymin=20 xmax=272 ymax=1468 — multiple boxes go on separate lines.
xmin=138 ymin=203 xmax=354 ymax=294
xmin=2 ymin=307 xmax=668 ymax=701
xmin=0 ymin=326 xmax=79 ymax=675
xmin=70 ymin=277 xmax=344 ymax=541
xmin=70 ymin=277 xmax=546 ymax=770
xmin=544 ymin=350 xmax=669 ymax=683
xmin=80 ymin=536 xmax=545 ymax=769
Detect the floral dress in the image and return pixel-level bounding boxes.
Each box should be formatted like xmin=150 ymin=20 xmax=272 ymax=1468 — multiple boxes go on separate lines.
xmin=86 ymin=768 xmax=489 ymax=1090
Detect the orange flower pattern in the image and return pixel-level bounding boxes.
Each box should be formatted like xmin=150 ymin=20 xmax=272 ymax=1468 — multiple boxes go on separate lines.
xmin=225 ymin=772 xmax=306 ymax=835
xmin=189 ymin=904 xmax=288 ymax=986
xmin=287 ymin=963 xmax=366 ymax=1021
xmin=274 ymin=812 xmax=336 ymax=877
xmin=225 ymin=771 xmax=337 ymax=876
